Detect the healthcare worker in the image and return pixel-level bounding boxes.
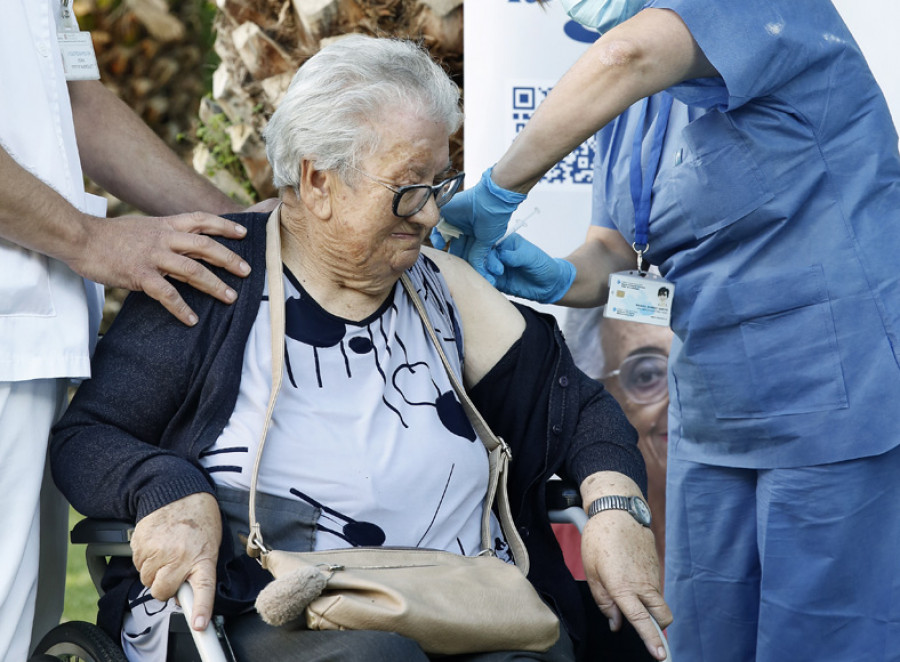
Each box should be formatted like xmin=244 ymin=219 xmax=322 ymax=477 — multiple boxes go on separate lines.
xmin=435 ymin=1 xmax=900 ymax=660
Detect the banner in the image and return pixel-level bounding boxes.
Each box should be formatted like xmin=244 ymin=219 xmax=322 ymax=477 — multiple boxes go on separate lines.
xmin=461 ymin=0 xmax=900 ymax=324
xmin=463 ymin=0 xmax=598 ymax=292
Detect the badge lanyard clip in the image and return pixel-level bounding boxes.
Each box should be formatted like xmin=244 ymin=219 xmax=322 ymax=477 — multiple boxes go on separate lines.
xmin=59 ymin=0 xmax=80 ymax=32
xmin=604 ymin=93 xmax=676 ymax=328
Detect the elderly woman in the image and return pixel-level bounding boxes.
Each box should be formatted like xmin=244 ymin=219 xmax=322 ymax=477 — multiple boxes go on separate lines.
xmin=51 ymin=36 xmax=668 ymax=662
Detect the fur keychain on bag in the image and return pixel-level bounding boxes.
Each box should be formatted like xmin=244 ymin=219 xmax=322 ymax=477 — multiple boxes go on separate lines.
xmin=255 ymin=565 xmax=328 ymax=626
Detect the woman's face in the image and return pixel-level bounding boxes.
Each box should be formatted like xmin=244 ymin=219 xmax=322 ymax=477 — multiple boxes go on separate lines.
xmin=326 ymin=111 xmax=451 ymax=278
xmin=600 ymin=318 xmax=673 ymax=462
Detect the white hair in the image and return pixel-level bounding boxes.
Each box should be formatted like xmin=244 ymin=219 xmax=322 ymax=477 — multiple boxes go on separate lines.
xmin=263 ymin=35 xmax=463 ymax=192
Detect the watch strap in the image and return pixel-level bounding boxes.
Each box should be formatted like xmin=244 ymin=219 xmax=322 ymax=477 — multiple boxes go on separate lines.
xmin=588 ymin=495 xmax=651 ymax=527
xmin=588 ymin=495 xmax=631 ymax=518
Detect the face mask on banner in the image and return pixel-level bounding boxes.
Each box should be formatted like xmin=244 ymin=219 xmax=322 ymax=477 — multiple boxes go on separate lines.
xmin=558 ymin=0 xmax=646 ymax=33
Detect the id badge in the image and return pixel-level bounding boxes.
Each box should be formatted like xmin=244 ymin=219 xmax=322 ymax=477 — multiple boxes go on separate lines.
xmin=605 ymin=270 xmax=674 ymax=327
xmin=58 ymin=31 xmax=100 ymax=80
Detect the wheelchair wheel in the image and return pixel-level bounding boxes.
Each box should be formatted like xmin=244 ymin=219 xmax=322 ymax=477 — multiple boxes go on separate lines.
xmin=30 ymin=621 xmax=127 ymax=662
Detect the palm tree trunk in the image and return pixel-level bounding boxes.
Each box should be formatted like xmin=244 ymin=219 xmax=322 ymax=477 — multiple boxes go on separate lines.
xmin=205 ymin=0 xmax=464 ymax=200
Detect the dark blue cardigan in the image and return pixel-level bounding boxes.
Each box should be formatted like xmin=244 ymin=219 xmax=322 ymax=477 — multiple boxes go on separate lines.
xmin=50 ymin=212 xmax=643 ymax=657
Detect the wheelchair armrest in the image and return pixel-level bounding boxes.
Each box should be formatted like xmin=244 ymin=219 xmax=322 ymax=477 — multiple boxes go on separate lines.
xmin=71 ymin=518 xmax=134 ymax=597
xmin=546 ymin=479 xmax=582 ymax=511
xmin=546 ymin=479 xmax=589 ymax=532
xmin=71 ymin=518 xmax=133 ymax=545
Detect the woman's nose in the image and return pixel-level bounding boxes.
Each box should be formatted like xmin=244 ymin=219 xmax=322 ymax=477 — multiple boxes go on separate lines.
xmin=412 ymin=194 xmax=441 ymax=229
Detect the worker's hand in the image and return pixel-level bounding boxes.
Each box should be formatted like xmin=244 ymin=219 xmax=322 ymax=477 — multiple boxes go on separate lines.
xmin=131 ymin=492 xmax=222 ymax=632
xmin=581 ymin=511 xmax=672 ymax=660
xmin=487 ymin=233 xmax=575 ymax=303
xmin=70 ymin=212 xmax=250 ymax=326
xmin=429 ymin=167 xmax=525 ymax=276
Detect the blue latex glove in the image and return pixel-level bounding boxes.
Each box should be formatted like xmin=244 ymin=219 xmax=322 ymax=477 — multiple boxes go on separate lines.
xmin=430 ymin=167 xmax=526 ymax=277
xmin=487 ymin=233 xmax=576 ymax=304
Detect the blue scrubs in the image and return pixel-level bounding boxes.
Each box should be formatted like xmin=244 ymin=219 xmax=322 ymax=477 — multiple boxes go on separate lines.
xmin=591 ymin=1 xmax=900 ymax=658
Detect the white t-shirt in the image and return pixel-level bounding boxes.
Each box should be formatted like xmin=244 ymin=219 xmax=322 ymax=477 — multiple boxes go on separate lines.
xmin=204 ymin=257 xmax=509 ymax=557
xmin=0 ymin=0 xmax=105 ymax=381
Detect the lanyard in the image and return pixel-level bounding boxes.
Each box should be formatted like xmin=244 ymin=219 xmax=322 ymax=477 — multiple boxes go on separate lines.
xmin=629 ymin=92 xmax=674 ymax=272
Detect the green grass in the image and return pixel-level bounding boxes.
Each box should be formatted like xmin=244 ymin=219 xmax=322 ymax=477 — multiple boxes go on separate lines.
xmin=62 ymin=508 xmax=100 ymax=624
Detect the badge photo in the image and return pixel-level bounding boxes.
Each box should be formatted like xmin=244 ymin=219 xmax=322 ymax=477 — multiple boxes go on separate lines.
xmin=605 ymin=270 xmax=673 ymax=328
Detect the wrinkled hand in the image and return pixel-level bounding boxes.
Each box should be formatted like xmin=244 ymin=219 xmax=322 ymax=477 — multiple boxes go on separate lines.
xmin=131 ymin=493 xmax=222 ymax=631
xmin=70 ymin=212 xmax=250 ymax=326
xmin=581 ymin=513 xmax=672 ymax=660
xmin=486 ymin=233 xmax=575 ymax=303
xmin=429 ymin=167 xmax=525 ymax=277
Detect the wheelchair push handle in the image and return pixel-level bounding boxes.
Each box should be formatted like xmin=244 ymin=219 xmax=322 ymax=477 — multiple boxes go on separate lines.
xmin=176 ymin=583 xmax=230 ymax=662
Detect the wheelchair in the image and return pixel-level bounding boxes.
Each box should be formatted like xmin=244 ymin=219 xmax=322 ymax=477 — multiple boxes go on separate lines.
xmin=30 ymin=517 xmax=235 ymax=662
xmin=29 ymin=481 xmax=663 ymax=662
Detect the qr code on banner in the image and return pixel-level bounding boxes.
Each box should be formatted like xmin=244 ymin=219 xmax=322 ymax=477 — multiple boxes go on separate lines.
xmin=510 ymin=83 xmax=596 ymax=186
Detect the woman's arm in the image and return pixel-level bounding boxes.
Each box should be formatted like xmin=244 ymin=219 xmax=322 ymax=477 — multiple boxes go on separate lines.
xmin=50 ymin=288 xmax=217 ymax=521
xmin=47 ymin=209 xmax=263 ymax=522
xmin=50 ymin=278 xmax=234 ymax=633
xmin=421 ymin=246 xmax=526 ymax=387
xmin=578 ymin=470 xmax=670 ymax=659
xmin=492 ymin=8 xmax=716 ymax=194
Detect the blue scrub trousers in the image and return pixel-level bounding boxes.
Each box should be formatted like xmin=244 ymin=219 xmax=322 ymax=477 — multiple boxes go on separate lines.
xmin=665 ymin=445 xmax=900 ymax=662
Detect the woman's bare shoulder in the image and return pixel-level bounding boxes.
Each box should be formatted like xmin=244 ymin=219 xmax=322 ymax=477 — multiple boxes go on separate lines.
xmin=419 ymin=246 xmax=525 ymax=386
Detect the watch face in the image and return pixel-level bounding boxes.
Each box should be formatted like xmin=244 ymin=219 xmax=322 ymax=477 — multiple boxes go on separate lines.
xmin=631 ymin=497 xmax=652 ymax=525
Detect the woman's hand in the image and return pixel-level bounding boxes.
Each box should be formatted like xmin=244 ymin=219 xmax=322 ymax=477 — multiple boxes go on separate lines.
xmin=579 ymin=472 xmax=672 ymax=660
xmin=131 ymin=492 xmax=222 ymax=631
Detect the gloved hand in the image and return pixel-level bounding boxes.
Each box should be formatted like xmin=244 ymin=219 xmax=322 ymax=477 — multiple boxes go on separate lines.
xmin=429 ymin=167 xmax=526 ymax=277
xmin=487 ymin=233 xmax=576 ymax=304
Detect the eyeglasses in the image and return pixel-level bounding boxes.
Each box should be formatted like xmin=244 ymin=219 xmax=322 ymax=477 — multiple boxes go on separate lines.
xmin=600 ymin=353 xmax=668 ymax=404
xmin=348 ymin=166 xmax=465 ymax=218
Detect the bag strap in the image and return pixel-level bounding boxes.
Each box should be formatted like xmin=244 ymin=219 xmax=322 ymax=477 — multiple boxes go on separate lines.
xmin=399 ymin=272 xmax=530 ymax=575
xmin=246 ymin=206 xmax=285 ymax=558
xmin=247 ymin=210 xmax=529 ymax=575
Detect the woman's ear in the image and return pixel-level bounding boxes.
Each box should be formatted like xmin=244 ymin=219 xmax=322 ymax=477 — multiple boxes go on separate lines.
xmin=298 ymin=159 xmax=332 ymax=220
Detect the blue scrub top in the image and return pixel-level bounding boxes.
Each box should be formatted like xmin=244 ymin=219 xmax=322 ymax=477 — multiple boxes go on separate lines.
xmin=593 ymin=0 xmax=900 ymax=468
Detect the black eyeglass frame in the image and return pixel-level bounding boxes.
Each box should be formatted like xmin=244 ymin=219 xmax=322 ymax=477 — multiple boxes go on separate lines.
xmin=348 ymin=166 xmax=465 ymax=218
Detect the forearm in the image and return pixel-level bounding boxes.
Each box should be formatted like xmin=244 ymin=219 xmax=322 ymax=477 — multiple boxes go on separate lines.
xmin=0 ymin=145 xmax=91 ymax=262
xmin=580 ymin=471 xmax=644 ymax=507
xmin=68 ymin=80 xmax=241 ymax=216
xmin=492 ymin=8 xmax=713 ymax=194
xmin=557 ymin=226 xmax=634 ymax=307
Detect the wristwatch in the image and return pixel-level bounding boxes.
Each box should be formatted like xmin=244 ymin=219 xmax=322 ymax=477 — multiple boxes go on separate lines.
xmin=588 ymin=495 xmax=652 ymax=527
